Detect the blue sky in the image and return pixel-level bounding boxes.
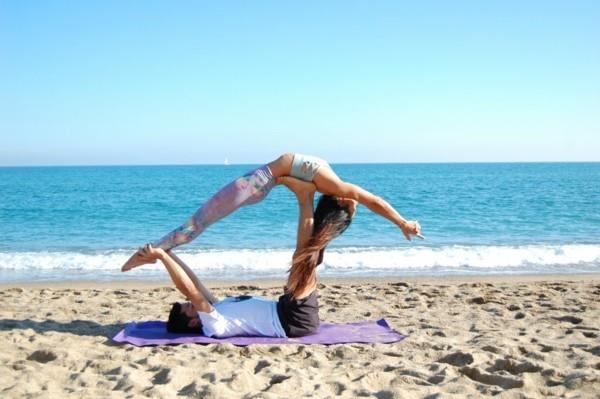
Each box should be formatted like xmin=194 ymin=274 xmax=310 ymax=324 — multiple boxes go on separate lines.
xmin=1 ymin=1 xmax=599 ymax=165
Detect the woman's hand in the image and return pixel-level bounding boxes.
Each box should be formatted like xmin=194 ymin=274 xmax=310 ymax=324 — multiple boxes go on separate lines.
xmin=336 ymin=197 xmax=357 ymax=218
xmin=401 ymin=221 xmax=425 ymax=241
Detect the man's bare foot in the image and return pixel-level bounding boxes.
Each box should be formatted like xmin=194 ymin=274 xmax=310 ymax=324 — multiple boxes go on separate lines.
xmin=277 ymin=176 xmax=316 ymax=198
xmin=121 ymin=248 xmax=157 ymax=272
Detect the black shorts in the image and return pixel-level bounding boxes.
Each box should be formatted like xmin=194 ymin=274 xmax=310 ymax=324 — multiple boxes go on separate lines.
xmin=276 ymin=290 xmax=320 ymax=338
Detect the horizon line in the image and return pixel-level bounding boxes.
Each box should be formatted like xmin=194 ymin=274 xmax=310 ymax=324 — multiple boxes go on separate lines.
xmin=1 ymin=160 xmax=600 ymax=168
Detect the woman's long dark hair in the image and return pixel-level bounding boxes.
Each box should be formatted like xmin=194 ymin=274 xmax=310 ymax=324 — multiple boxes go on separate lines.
xmin=286 ymin=195 xmax=352 ymax=299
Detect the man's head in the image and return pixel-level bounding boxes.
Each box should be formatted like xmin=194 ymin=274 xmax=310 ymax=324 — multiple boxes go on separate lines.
xmin=167 ymin=302 xmax=203 ymax=333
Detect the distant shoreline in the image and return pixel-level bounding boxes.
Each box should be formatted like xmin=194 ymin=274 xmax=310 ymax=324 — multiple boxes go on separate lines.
xmin=1 ymin=161 xmax=599 ymax=168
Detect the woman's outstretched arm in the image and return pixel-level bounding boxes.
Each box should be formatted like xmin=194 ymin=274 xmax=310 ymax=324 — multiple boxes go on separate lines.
xmin=313 ymin=167 xmax=423 ymax=241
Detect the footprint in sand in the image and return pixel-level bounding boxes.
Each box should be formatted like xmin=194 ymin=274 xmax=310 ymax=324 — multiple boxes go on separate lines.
xmin=539 ymin=344 xmax=554 ymax=353
xmin=428 ymin=372 xmax=447 ymax=384
xmin=113 ymin=374 xmax=138 ymax=392
xmin=254 ymin=360 xmax=271 ymax=374
xmin=585 ymin=346 xmax=600 ymax=356
xmin=266 ymin=374 xmax=292 ymax=390
xmin=488 ymin=358 xmax=542 ymax=374
xmin=468 ymin=296 xmax=487 ymax=305
xmin=27 ymin=349 xmax=57 ymax=363
xmin=436 ymin=351 xmax=474 ymax=366
xmin=554 ymin=315 xmax=583 ymax=324
xmin=481 ymin=345 xmax=501 ymax=354
xmin=152 ymin=368 xmax=171 ymax=385
xmin=326 ymin=381 xmax=346 ymax=395
xmin=12 ymin=361 xmax=27 ymax=371
xmin=178 ymin=382 xmax=199 ymax=396
xmin=389 ymin=282 xmax=409 ymax=288
xmin=459 ymin=366 xmax=524 ymax=389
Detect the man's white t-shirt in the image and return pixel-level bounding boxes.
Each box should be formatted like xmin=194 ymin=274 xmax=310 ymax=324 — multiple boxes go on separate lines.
xmin=197 ymin=296 xmax=287 ymax=338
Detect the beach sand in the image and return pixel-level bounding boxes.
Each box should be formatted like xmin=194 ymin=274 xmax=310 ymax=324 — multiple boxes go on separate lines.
xmin=1 ymin=275 xmax=599 ymax=398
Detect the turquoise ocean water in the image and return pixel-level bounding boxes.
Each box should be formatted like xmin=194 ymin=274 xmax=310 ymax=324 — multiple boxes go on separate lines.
xmin=0 ymin=163 xmax=599 ymax=283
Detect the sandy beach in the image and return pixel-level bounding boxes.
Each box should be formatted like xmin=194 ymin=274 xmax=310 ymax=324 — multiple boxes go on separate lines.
xmin=1 ymin=274 xmax=599 ymax=398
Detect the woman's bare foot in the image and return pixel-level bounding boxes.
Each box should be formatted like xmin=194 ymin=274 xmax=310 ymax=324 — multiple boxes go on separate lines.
xmin=121 ymin=248 xmax=157 ymax=272
xmin=277 ymin=176 xmax=316 ymax=198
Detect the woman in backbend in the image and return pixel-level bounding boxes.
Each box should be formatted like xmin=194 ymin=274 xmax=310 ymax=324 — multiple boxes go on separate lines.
xmin=122 ymin=153 xmax=423 ymax=271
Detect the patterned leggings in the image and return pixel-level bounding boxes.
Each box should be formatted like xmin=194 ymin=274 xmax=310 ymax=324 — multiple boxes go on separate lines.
xmin=152 ymin=165 xmax=275 ymax=250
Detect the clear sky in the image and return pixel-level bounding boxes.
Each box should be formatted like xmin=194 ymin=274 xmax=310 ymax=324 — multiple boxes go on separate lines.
xmin=1 ymin=1 xmax=599 ymax=166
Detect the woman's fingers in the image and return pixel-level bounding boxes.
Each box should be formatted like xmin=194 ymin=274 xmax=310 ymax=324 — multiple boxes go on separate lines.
xmin=401 ymin=221 xmax=424 ymax=241
xmin=413 ymin=221 xmax=424 ymax=240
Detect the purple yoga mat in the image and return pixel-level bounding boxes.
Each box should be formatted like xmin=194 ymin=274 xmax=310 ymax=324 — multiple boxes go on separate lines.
xmin=113 ymin=319 xmax=405 ymax=346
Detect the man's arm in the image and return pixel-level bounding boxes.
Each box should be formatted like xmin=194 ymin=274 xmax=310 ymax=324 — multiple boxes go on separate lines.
xmin=167 ymin=251 xmax=219 ymax=305
xmin=278 ymin=177 xmax=316 ymax=259
xmin=141 ymin=245 xmax=213 ymax=313
xmin=294 ymin=191 xmax=315 ymax=259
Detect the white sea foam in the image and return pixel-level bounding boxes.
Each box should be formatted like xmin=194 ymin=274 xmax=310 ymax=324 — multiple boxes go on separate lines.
xmin=1 ymin=244 xmax=599 ymax=282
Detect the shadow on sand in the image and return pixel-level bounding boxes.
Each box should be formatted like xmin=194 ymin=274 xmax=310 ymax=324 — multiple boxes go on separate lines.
xmin=0 ymin=318 xmax=126 ymax=345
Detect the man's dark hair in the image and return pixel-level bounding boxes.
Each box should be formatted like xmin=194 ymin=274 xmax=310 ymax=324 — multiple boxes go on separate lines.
xmin=167 ymin=302 xmax=203 ymax=333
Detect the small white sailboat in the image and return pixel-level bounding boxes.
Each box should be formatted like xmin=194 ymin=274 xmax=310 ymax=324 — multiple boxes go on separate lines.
xmin=224 ymin=157 xmax=230 ymax=166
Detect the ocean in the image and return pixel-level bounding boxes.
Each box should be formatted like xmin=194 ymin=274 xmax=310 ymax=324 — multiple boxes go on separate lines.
xmin=1 ymin=163 xmax=599 ymax=283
